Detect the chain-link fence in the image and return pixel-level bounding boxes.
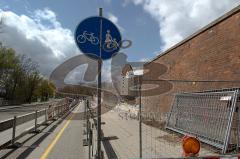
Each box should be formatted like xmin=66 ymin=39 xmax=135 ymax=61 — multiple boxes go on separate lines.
xmin=166 ymin=89 xmax=239 ymax=154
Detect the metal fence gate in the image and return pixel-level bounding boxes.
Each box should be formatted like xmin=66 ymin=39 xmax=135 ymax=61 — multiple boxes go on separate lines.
xmin=166 ymin=89 xmax=239 ymax=154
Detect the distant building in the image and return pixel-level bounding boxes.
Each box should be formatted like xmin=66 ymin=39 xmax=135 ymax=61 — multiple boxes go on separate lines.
xmin=142 ymin=5 xmax=240 ymax=114
xmin=120 ymin=64 xmax=139 ymax=98
xmin=120 ymin=64 xmax=134 ymax=96
xmin=120 ymin=75 xmax=130 ymax=96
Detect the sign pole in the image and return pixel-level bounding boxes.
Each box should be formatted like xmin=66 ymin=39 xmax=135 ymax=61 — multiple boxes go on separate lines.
xmin=97 ymin=7 xmax=103 ymax=159
xmin=74 ymin=7 xmax=123 ymax=159
xmin=139 ymin=76 xmax=142 ymax=158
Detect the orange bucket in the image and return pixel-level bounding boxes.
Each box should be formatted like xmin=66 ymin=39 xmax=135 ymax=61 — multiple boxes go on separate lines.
xmin=182 ymin=135 xmax=200 ymax=157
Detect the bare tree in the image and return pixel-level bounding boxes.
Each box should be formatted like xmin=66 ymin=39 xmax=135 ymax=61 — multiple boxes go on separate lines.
xmin=0 ymin=12 xmax=5 ymax=49
xmin=0 ymin=12 xmax=5 ymax=34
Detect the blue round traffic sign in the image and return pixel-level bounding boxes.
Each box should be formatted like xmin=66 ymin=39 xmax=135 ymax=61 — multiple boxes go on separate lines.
xmin=75 ymin=16 xmax=121 ymax=60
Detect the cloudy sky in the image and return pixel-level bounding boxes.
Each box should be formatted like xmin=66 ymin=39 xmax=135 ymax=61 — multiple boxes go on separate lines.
xmin=0 ymin=0 xmax=239 ymax=83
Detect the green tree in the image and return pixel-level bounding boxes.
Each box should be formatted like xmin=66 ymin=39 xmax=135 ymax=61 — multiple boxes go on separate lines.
xmin=37 ymin=79 xmax=56 ymax=101
xmin=0 ymin=45 xmax=55 ymax=104
xmin=0 ymin=46 xmax=21 ymax=100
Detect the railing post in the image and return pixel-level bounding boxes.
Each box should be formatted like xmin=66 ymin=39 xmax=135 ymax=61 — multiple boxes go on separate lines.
xmin=53 ymin=106 xmax=56 ymax=119
xmin=52 ymin=107 xmax=54 ymax=120
xmin=89 ymin=128 xmax=93 ymax=158
xmin=60 ymin=105 xmax=62 ymax=116
xmin=11 ymin=116 xmax=17 ymax=145
xmin=34 ymin=110 xmax=38 ymax=132
xmin=58 ymin=105 xmax=60 ymax=117
xmin=45 ymin=108 xmax=48 ymax=122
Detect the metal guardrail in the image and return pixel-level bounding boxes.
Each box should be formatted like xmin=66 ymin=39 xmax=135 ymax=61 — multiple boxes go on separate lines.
xmin=0 ymin=98 xmax=79 ymax=149
xmin=0 ymin=99 xmax=61 ymax=110
xmin=0 ymin=109 xmax=47 ymax=133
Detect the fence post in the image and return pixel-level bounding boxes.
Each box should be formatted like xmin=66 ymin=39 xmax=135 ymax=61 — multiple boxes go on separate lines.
xmin=11 ymin=116 xmax=17 ymax=145
xmin=34 ymin=110 xmax=38 ymax=132
xmin=237 ymin=110 xmax=239 ymax=151
xmin=89 ymin=128 xmax=93 ymax=158
xmin=54 ymin=106 xmax=56 ymax=119
xmin=60 ymin=105 xmax=62 ymax=116
xmin=58 ymin=105 xmax=60 ymax=117
xmin=59 ymin=105 xmax=61 ymax=116
xmin=222 ymin=90 xmax=238 ymax=154
xmin=86 ymin=99 xmax=91 ymax=159
xmin=45 ymin=108 xmax=48 ymax=122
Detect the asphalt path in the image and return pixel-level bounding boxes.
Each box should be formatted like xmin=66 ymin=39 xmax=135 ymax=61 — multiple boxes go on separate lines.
xmin=0 ymin=102 xmax=87 ymax=159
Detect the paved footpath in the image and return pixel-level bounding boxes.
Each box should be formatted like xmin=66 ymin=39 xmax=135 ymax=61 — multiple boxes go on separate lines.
xmin=101 ymin=109 xmax=218 ymax=159
xmin=0 ymin=102 xmax=87 ymax=159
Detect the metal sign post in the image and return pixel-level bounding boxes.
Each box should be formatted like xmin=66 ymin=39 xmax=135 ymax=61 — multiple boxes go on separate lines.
xmin=139 ymin=76 xmax=142 ymax=158
xmin=75 ymin=7 xmax=124 ymax=159
xmin=97 ymin=60 xmax=102 ymax=158
xmin=97 ymin=8 xmax=102 ymax=159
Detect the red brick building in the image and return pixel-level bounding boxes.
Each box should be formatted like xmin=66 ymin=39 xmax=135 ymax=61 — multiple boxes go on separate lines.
xmin=142 ymin=5 xmax=240 ymax=114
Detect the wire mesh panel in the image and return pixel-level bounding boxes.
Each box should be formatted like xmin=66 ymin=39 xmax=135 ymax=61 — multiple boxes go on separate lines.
xmin=166 ymin=90 xmax=238 ymax=153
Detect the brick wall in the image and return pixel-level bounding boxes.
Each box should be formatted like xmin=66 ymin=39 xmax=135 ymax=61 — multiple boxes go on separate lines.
xmin=142 ymin=9 xmax=240 ymax=114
